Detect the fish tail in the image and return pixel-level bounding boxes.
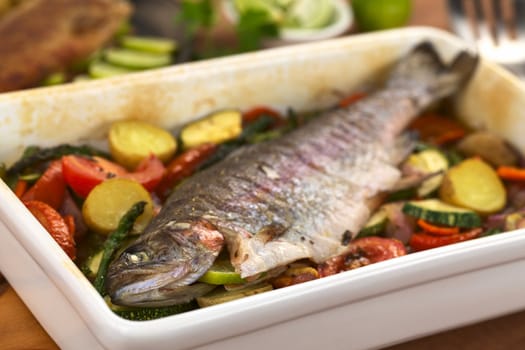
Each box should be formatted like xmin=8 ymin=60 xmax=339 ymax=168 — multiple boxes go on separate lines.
xmin=387 ymin=41 xmax=479 ymax=107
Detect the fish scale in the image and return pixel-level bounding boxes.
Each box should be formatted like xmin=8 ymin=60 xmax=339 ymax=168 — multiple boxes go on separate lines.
xmin=106 ymin=42 xmax=479 ymax=306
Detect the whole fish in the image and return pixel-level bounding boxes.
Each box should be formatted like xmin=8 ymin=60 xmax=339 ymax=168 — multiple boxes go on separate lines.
xmin=0 ymin=0 xmax=131 ymax=92
xmin=107 ymin=42 xmax=478 ymax=307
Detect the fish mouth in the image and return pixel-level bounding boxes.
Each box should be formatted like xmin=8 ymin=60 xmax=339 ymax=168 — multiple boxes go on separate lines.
xmin=106 ymin=219 xmax=224 ymax=307
xmin=107 ymin=262 xmax=215 ymax=307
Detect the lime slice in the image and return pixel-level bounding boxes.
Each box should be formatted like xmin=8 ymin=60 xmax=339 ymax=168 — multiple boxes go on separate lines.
xmin=352 ymin=0 xmax=411 ymax=32
xmin=198 ymin=258 xmax=245 ymax=285
xmin=284 ymin=0 xmax=334 ymax=29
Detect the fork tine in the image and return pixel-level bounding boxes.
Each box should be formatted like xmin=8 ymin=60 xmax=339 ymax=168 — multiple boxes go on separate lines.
xmin=473 ymin=0 xmax=496 ymax=47
xmin=513 ymin=0 xmax=525 ymax=38
xmin=492 ymin=0 xmax=506 ymax=43
xmin=448 ymin=0 xmax=477 ymax=42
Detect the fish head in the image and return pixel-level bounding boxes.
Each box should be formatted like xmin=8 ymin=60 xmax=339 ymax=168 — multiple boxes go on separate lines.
xmin=106 ymin=219 xmax=224 ymax=307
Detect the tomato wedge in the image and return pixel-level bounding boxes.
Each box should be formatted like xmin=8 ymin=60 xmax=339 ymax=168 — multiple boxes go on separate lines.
xmin=62 ymin=154 xmax=164 ymax=197
xmin=409 ymin=228 xmax=482 ymax=252
xmin=318 ymin=237 xmax=406 ymax=277
xmin=22 ymin=160 xmax=66 ymax=209
xmin=24 ymin=200 xmax=76 ymax=260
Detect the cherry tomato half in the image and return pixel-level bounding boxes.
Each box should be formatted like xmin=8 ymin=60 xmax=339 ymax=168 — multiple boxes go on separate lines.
xmin=318 ymin=237 xmax=406 ymax=277
xmin=61 ymin=154 xmax=165 ymax=197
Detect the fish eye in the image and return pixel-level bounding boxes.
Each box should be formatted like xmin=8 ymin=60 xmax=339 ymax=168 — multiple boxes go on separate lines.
xmin=125 ymin=251 xmax=149 ymax=264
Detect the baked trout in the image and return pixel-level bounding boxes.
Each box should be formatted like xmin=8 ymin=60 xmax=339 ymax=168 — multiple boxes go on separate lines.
xmin=0 ymin=0 xmax=131 ymax=92
xmin=107 ymin=42 xmax=478 ymax=307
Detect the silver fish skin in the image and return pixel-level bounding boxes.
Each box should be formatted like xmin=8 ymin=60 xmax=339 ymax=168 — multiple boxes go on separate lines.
xmin=106 ymin=42 xmax=478 ymax=306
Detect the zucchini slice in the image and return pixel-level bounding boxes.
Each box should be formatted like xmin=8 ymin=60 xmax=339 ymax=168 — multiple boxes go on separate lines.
xmin=88 ymin=60 xmax=135 ymax=79
xmin=196 ymin=283 xmax=273 ymax=307
xmin=402 ymin=199 xmax=481 ymax=228
xmin=104 ymin=48 xmax=172 ymax=69
xmin=180 ymin=110 xmax=243 ymax=150
xmin=84 ymin=249 xmax=104 ymax=279
xmin=120 ymin=36 xmax=178 ymax=54
xmin=357 ymin=207 xmax=388 ymax=238
xmin=404 ymin=149 xmax=449 ymax=197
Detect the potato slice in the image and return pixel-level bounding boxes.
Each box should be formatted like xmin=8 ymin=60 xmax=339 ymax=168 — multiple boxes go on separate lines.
xmin=82 ymin=178 xmax=153 ymax=235
xmin=109 ymin=120 xmax=177 ymax=169
xmin=456 ymin=131 xmax=518 ymax=167
xmin=439 ymin=158 xmax=506 ymax=214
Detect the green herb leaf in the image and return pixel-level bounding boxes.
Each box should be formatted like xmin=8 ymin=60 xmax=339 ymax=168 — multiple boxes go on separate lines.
xmin=177 ymin=0 xmax=215 ymax=35
xmin=236 ymin=9 xmax=279 ymax=52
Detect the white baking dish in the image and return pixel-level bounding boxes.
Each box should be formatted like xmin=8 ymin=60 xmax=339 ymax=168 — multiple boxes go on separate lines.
xmin=2 ymin=27 xmax=525 ymax=350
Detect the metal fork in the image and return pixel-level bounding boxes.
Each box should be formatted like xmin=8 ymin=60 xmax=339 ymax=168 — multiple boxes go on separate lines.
xmin=448 ymin=0 xmax=525 ymax=79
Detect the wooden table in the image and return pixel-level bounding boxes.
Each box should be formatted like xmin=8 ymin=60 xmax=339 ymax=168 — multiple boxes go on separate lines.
xmin=2 ymin=1 xmax=525 ymax=349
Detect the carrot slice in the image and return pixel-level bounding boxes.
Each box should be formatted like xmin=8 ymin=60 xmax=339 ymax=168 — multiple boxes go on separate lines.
xmin=13 ymin=179 xmax=28 ymax=198
xmin=417 ymin=219 xmax=460 ymax=235
xmin=242 ymin=106 xmax=284 ymax=127
xmin=408 ymin=113 xmax=466 ymax=145
xmin=409 ymin=228 xmax=482 ymax=252
xmin=497 ymin=166 xmax=525 ymax=181
xmin=24 ymin=200 xmax=76 ymax=260
xmin=339 ymin=92 xmax=367 ymax=108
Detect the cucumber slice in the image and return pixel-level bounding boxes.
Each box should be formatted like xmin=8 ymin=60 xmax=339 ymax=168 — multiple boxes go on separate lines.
xmin=41 ymin=72 xmax=66 ymax=86
xmin=402 ymin=199 xmax=481 ymax=228
xmin=357 ymin=208 xmax=388 ymax=238
xmin=88 ymin=60 xmax=135 ymax=79
xmin=196 ymin=283 xmax=273 ymax=307
xmin=405 ymin=149 xmax=449 ymax=197
xmin=104 ymin=48 xmax=172 ymax=69
xmin=120 ymin=36 xmax=178 ymax=54
xmin=198 ymin=257 xmax=245 ymax=285
xmin=284 ymin=0 xmax=335 ymax=29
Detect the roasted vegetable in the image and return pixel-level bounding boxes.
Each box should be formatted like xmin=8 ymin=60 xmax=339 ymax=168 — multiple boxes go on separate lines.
xmin=196 ymin=283 xmax=273 ymax=307
xmin=88 ymin=60 xmax=134 ymax=78
xmin=120 ymin=36 xmax=178 ymax=54
xmin=6 ymin=144 xmax=108 ymax=177
xmin=402 ymin=199 xmax=481 ymax=228
xmin=109 ymin=120 xmax=177 ymax=169
xmin=180 ymin=109 xmax=243 ymax=149
xmin=21 ymin=160 xmax=66 ymax=209
xmin=24 ymin=200 xmax=76 ymax=259
xmin=439 ymin=158 xmax=506 ymax=214
xmin=356 ymin=207 xmax=388 ymax=238
xmin=456 ymin=131 xmax=518 ymax=167
xmin=409 ymin=228 xmax=482 ymax=251
xmin=82 ymin=178 xmax=153 ymax=235
xmin=104 ymin=48 xmax=172 ymax=69
xmin=62 ymin=154 xmax=165 ymax=198
xmin=93 ymin=201 xmax=146 ymax=294
xmin=403 ymin=149 xmax=449 ymax=197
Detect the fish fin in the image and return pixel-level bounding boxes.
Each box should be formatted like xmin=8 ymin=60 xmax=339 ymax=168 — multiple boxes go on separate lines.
xmin=387 ymin=41 xmax=479 ymax=106
xmin=254 ymin=223 xmax=288 ymax=244
xmin=389 ymin=131 xmax=418 ymax=165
